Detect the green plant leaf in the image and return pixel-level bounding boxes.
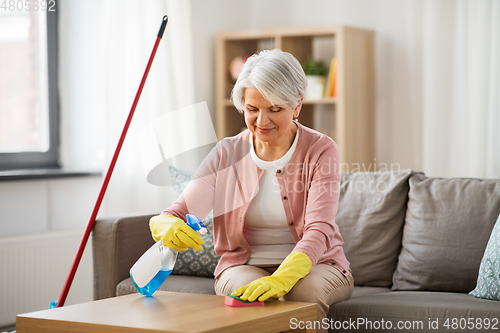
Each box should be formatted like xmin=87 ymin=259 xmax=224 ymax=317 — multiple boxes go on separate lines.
xmin=301 ymin=58 xmax=328 ymax=76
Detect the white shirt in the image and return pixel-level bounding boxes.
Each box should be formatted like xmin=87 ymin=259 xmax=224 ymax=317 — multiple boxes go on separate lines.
xmin=244 ymin=129 xmax=299 ymax=266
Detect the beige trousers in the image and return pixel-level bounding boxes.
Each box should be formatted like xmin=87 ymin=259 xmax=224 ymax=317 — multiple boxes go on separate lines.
xmin=215 ymin=264 xmax=354 ymax=333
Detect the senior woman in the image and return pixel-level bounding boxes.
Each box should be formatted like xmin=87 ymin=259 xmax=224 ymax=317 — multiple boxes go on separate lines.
xmin=149 ymin=49 xmax=353 ymax=327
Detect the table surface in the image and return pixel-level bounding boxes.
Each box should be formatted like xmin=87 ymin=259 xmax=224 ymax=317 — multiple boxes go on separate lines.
xmin=16 ymin=291 xmax=317 ymax=333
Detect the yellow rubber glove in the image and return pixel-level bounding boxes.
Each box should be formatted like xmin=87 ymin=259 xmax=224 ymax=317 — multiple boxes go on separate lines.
xmin=149 ymin=214 xmax=204 ymax=251
xmin=231 ymin=251 xmax=312 ymax=302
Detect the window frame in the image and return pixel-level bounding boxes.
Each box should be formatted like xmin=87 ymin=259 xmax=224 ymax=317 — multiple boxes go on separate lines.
xmin=0 ymin=7 xmax=59 ymax=171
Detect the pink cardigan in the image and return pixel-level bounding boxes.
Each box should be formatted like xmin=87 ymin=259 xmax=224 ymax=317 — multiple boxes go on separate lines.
xmin=163 ymin=122 xmax=350 ymax=278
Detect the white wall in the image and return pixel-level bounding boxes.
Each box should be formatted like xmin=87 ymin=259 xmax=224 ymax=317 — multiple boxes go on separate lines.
xmin=190 ymin=0 xmax=250 ymax=128
xmin=0 ymin=177 xmax=102 ymax=237
xmin=0 ymin=176 xmax=99 ymax=325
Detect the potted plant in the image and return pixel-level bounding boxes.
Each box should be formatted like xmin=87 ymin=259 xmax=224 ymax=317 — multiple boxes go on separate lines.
xmin=301 ymin=58 xmax=328 ymax=100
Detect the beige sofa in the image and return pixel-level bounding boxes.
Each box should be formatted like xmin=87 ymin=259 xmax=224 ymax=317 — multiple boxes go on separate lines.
xmin=93 ymin=170 xmax=500 ymax=332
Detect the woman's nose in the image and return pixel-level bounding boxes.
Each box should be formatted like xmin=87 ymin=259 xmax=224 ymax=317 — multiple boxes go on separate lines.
xmin=256 ymin=110 xmax=268 ymax=125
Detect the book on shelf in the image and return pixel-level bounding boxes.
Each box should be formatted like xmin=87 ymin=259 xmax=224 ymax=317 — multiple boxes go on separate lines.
xmin=324 ymin=57 xmax=337 ymax=98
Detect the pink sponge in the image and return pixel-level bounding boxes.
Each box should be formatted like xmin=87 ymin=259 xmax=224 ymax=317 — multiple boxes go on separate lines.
xmin=225 ymin=294 xmax=264 ymax=307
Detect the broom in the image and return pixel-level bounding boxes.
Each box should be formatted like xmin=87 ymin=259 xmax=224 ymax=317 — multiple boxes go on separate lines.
xmin=51 ymin=15 xmax=168 ymax=308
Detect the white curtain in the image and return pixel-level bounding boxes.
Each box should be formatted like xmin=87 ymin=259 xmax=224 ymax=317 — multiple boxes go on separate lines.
xmin=414 ymin=0 xmax=500 ymax=179
xmin=99 ymin=0 xmax=195 ymax=215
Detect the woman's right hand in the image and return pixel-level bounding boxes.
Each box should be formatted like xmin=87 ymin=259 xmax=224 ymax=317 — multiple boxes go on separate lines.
xmin=149 ymin=214 xmax=204 ymax=251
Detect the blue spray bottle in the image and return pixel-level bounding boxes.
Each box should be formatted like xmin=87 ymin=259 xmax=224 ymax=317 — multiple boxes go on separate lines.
xmin=130 ymin=214 xmax=207 ymax=296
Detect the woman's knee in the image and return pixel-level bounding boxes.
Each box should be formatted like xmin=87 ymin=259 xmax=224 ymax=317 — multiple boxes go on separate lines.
xmin=284 ymin=264 xmax=353 ymax=304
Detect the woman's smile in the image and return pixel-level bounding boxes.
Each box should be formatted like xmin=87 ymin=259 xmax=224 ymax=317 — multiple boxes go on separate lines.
xmin=256 ymin=127 xmax=275 ymax=133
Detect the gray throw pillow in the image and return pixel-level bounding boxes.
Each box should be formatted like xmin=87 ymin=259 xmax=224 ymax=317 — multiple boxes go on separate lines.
xmin=392 ymin=173 xmax=500 ymax=292
xmin=336 ymin=169 xmax=414 ymax=287
xmin=168 ymin=166 xmax=218 ymax=278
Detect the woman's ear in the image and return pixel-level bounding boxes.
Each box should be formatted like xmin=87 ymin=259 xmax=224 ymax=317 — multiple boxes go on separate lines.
xmin=294 ymin=97 xmax=303 ymax=119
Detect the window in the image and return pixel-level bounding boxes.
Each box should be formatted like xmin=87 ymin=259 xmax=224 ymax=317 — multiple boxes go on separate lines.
xmin=0 ymin=3 xmax=58 ymax=170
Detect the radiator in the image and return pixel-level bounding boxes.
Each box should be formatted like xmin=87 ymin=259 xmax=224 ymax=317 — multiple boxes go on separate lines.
xmin=0 ymin=230 xmax=93 ymax=327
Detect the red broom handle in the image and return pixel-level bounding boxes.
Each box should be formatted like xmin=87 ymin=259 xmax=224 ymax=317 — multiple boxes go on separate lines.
xmin=56 ymin=15 xmax=168 ymax=308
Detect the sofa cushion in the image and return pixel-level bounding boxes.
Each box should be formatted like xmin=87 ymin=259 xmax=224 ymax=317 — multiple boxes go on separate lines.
xmin=350 ymin=286 xmax=393 ymax=298
xmin=117 ymin=275 xmax=216 ymax=297
xmin=470 ymin=214 xmax=500 ymax=300
xmin=168 ymin=166 xmax=219 ymax=278
xmin=336 ymin=169 xmax=414 ymax=287
xmin=392 ymin=174 xmax=500 ymax=292
xmin=329 ymin=290 xmax=500 ymax=333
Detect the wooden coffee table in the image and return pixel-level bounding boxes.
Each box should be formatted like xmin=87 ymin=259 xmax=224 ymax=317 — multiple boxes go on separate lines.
xmin=17 ymin=291 xmax=317 ymax=333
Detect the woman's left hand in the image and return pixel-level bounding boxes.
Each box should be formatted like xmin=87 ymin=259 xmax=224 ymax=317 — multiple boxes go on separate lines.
xmin=231 ymin=251 xmax=312 ymax=302
xmin=232 ymin=276 xmax=283 ymax=302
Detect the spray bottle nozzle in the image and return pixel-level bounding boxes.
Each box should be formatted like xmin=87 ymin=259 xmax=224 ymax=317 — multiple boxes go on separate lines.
xmin=186 ymin=214 xmax=208 ymax=236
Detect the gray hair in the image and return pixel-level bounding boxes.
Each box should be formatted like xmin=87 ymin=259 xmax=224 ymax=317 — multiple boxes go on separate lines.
xmin=231 ymin=49 xmax=307 ymax=113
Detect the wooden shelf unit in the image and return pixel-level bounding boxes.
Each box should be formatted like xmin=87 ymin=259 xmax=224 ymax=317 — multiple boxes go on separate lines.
xmin=215 ymin=26 xmax=375 ymax=170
